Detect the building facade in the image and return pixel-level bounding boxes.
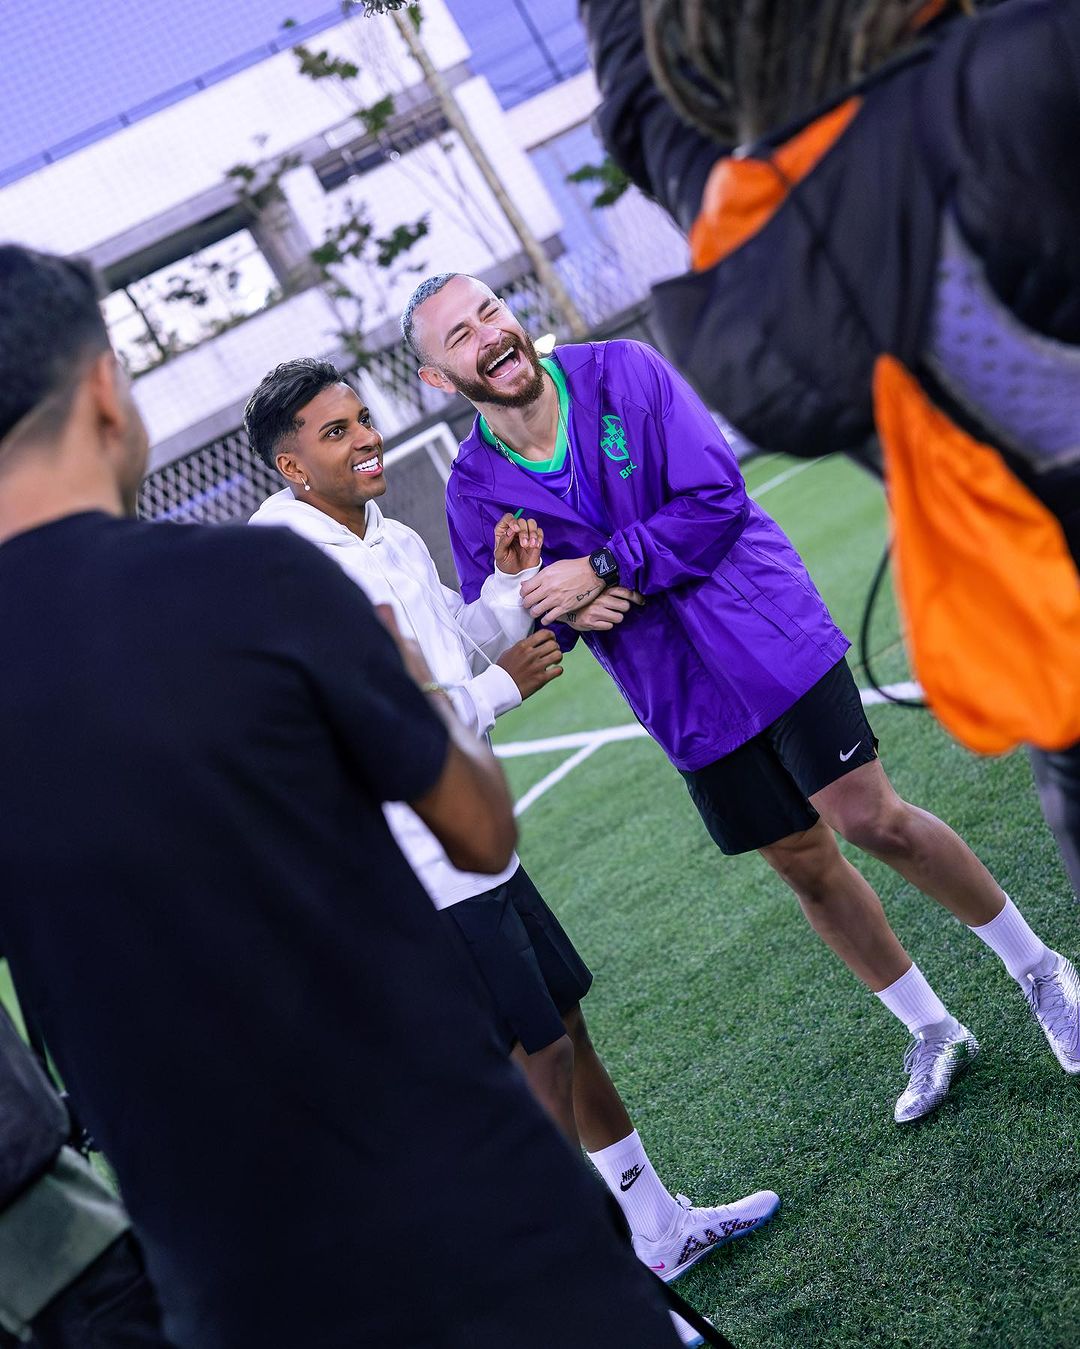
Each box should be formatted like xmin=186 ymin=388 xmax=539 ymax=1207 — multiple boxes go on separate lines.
xmin=0 ymin=0 xmax=687 ymax=556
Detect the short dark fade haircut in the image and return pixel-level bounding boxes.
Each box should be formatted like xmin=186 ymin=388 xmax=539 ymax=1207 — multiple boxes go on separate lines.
xmin=400 ymin=272 xmax=469 ymax=362
xmin=0 ymin=245 xmax=110 ymax=445
xmin=244 ymin=357 xmax=346 ymax=472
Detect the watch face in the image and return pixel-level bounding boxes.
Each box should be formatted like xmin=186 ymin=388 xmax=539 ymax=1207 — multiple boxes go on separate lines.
xmin=592 ymin=548 xmax=618 ymax=578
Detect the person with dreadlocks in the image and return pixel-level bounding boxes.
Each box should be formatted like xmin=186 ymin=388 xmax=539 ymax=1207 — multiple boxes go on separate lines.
xmin=581 ymin=0 xmax=1080 ymax=903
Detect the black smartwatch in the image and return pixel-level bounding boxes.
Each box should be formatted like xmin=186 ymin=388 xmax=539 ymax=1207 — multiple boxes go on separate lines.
xmin=589 ymin=546 xmax=620 ymax=588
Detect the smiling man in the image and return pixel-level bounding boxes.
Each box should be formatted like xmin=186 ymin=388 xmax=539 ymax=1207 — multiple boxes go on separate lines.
xmin=401 ymin=270 xmax=1080 ymax=1128
xmin=246 ymin=359 xmax=567 ymax=749
xmin=243 ymin=359 xmax=779 ymax=1315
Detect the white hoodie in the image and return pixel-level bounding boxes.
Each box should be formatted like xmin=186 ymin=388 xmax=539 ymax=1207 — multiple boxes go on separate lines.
xmin=250 ymin=488 xmax=537 ymax=908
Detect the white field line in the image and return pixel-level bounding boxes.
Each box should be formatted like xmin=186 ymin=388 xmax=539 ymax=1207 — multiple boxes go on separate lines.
xmin=495 ymin=722 xmax=648 ymax=758
xmin=751 ymin=457 xmax=821 ymax=499
xmin=497 ymin=681 xmax=923 ymax=814
xmin=861 ymin=681 xmax=922 ymax=706
xmin=511 ymin=742 xmax=603 ymax=817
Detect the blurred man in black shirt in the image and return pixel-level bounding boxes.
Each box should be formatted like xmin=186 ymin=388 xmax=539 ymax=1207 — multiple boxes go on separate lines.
xmin=0 ymin=244 xmax=679 ymax=1349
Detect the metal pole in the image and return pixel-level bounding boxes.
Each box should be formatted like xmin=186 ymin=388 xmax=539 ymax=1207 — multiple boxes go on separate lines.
xmin=391 ymin=9 xmax=589 ymax=340
xmin=509 ymin=0 xmax=564 ymax=85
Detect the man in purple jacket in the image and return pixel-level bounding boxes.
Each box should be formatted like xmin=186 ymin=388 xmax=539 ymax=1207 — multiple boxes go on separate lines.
xmin=401 ymin=272 xmax=1080 ymax=1127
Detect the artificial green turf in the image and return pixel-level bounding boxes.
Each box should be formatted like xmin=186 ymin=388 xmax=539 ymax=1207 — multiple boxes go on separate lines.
xmin=4 ymin=454 xmax=1076 ymax=1346
xmin=0 ymin=963 xmax=25 ymax=1037
xmin=496 ymin=453 xmax=1080 ymax=1349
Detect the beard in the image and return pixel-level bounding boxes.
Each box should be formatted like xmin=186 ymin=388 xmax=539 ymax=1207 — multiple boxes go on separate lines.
xmin=442 ymin=331 xmax=546 ymax=408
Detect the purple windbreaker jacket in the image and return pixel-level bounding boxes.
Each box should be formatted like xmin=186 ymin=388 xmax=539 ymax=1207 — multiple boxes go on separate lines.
xmin=446 ymin=340 xmax=849 ymax=772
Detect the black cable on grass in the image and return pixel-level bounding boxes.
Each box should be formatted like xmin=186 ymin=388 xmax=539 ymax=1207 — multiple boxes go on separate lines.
xmin=859 ymin=540 xmax=926 ymax=709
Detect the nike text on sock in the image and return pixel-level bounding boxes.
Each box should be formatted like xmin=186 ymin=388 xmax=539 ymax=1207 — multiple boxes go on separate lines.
xmin=586 ymin=1130 xmax=682 ymax=1242
xmin=969 ymin=895 xmax=1049 ymax=982
xmin=876 ymin=963 xmax=953 ymax=1036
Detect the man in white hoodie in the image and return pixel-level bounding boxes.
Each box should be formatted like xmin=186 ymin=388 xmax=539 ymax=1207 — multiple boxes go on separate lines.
xmin=245 ymin=358 xmax=779 ymax=1300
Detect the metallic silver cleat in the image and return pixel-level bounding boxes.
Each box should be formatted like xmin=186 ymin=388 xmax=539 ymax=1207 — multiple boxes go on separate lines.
xmin=1023 ymin=955 xmax=1080 ymax=1075
xmin=894 ymin=1024 xmax=979 ymax=1124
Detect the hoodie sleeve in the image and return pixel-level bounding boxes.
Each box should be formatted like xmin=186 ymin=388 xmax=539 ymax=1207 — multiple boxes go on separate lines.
xmin=438 ymin=566 xmax=537 ymax=736
xmin=447 ymin=479 xmax=581 ymax=656
xmin=440 ymin=563 xmax=538 ymax=665
xmin=444 ymin=664 xmax=522 ymax=739
xmin=380 ymin=516 xmax=522 ymax=735
xmin=604 ymin=344 xmax=750 ymax=594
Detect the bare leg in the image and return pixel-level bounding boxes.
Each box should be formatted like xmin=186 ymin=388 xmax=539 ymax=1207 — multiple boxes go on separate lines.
xmin=511 ymin=1033 xmax=580 ymax=1145
xmin=811 ymin=760 xmax=1006 ymax=926
xmin=562 ymin=1004 xmax=634 ymax=1153
xmin=560 ymin=1007 xmax=781 ymax=1256
xmin=759 ymin=818 xmax=913 ymax=991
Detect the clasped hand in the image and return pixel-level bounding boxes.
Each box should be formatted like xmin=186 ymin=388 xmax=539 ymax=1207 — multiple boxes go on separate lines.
xmin=520 ymin=556 xmax=644 ymax=629
xmin=562 ymin=585 xmax=644 ymax=632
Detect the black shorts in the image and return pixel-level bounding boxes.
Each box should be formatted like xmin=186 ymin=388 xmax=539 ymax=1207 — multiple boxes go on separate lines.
xmin=443 ymin=867 xmax=593 ymax=1054
xmin=681 ymin=657 xmax=878 ymax=855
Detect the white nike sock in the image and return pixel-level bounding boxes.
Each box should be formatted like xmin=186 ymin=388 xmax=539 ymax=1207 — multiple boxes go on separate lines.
xmin=876 ymin=963 xmax=958 ymax=1037
xmin=969 ymin=895 xmax=1055 ymax=982
xmin=587 ymin=1130 xmax=681 ymax=1241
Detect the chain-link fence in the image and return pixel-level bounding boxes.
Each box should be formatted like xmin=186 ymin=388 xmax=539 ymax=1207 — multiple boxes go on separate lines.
xmin=137 ymin=429 xmax=280 ymax=524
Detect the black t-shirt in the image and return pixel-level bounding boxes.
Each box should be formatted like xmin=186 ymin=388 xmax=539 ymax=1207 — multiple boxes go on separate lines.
xmin=0 ymin=514 xmax=674 ymax=1349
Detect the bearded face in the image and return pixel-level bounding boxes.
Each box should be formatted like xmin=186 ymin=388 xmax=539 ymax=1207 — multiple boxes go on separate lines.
xmin=413 ymin=277 xmax=547 ymax=411
xmin=437 ymin=329 xmax=546 ymax=409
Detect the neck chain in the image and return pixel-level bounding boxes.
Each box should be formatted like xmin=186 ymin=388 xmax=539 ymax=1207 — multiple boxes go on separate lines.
xmin=488 ymin=380 xmax=578 ymax=504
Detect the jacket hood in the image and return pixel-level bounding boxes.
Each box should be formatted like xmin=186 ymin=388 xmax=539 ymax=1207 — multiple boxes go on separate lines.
xmin=249 ymin=489 xmax=385 ymax=546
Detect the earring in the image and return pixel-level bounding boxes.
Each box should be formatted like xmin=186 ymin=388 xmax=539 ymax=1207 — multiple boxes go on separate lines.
xmin=300 ymin=477 xmax=311 ymax=492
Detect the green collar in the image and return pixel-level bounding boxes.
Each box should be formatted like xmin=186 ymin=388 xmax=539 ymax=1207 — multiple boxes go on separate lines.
xmin=479 ymin=356 xmax=569 ymax=473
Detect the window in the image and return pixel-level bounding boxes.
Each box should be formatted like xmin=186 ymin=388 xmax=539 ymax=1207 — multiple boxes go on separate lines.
xmin=316 ymin=109 xmax=451 ymax=192
xmin=104 ymin=229 xmax=280 ymax=376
